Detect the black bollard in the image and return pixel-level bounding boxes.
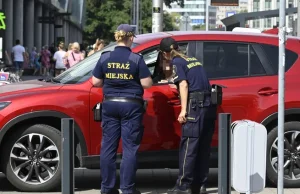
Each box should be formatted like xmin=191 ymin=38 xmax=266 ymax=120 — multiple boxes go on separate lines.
xmin=61 ymin=118 xmax=75 ymax=194
xmin=218 ymin=113 xmax=232 ymax=194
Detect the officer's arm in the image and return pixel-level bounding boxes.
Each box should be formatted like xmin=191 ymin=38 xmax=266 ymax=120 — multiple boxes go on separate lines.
xmin=140 ymin=77 xmax=153 ymax=89
xmin=92 ymin=55 xmax=105 ymax=87
xmin=138 ymin=55 xmax=153 ymax=88
xmin=172 ymin=60 xmax=188 ymax=113
xmin=92 ymin=76 xmax=103 ymax=87
xmin=178 ymin=80 xmax=188 ymax=113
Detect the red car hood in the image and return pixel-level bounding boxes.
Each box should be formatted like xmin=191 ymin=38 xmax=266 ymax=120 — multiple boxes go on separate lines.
xmin=0 ymin=80 xmax=62 ymax=96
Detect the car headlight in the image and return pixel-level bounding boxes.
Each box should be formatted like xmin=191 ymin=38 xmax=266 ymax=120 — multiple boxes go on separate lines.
xmin=0 ymin=102 xmax=11 ymax=110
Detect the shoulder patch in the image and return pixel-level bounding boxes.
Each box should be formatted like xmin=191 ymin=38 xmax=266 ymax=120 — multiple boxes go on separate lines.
xmin=100 ymin=51 xmax=111 ymax=63
xmin=132 ymin=52 xmax=143 ymax=58
xmin=101 ymin=51 xmax=111 ymax=55
xmin=129 ymin=52 xmax=143 ymax=64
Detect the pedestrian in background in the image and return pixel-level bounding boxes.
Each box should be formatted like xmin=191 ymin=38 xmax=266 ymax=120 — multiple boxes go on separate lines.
xmin=11 ymin=39 xmax=25 ymax=78
xmin=53 ymin=42 xmax=67 ymax=76
xmin=41 ymin=45 xmax=52 ymax=76
xmin=88 ymin=38 xmax=105 ymax=57
xmin=23 ymin=47 xmax=30 ymax=69
xmin=64 ymin=42 xmax=84 ymax=68
xmin=33 ymin=52 xmax=41 ymax=76
xmin=157 ymin=37 xmax=217 ymax=194
xmin=92 ymin=24 xmax=153 ymax=194
xmin=68 ymin=43 xmax=73 ymax=51
xmin=30 ymin=47 xmax=37 ymax=69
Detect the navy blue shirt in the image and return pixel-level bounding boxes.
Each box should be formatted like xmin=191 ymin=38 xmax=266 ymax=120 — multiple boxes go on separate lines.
xmin=172 ymin=56 xmax=211 ymax=92
xmin=92 ymin=46 xmax=151 ymax=96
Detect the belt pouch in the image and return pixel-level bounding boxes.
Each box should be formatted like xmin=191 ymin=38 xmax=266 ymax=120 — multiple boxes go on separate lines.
xmin=143 ymin=100 xmax=148 ymax=112
xmin=211 ymin=85 xmax=223 ymax=105
xmin=92 ymin=103 xmax=102 ymax=122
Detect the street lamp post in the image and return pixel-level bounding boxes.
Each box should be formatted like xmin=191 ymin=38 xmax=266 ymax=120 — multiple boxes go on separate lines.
xmin=205 ymin=0 xmax=211 ymax=31
xmin=181 ymin=13 xmax=191 ymax=31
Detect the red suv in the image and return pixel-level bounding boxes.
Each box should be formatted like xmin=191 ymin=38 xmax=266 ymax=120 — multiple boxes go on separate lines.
xmin=0 ymin=31 xmax=300 ymax=192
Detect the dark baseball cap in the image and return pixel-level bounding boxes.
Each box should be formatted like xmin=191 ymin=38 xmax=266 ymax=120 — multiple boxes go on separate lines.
xmin=159 ymin=37 xmax=179 ymax=52
xmin=116 ymin=24 xmax=136 ymax=37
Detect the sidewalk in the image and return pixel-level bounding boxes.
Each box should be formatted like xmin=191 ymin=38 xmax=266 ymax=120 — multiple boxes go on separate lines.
xmin=0 ymin=169 xmax=299 ymax=194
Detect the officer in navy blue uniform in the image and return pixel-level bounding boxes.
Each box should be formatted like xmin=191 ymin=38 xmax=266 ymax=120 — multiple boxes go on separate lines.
xmin=92 ymin=24 xmax=153 ymax=194
xmin=158 ymin=37 xmax=217 ymax=194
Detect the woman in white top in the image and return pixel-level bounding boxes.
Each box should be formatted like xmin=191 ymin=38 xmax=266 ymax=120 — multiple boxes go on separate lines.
xmin=53 ymin=42 xmax=67 ymax=76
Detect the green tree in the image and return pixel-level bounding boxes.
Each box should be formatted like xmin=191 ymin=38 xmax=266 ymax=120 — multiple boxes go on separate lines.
xmin=83 ymin=0 xmax=183 ymax=45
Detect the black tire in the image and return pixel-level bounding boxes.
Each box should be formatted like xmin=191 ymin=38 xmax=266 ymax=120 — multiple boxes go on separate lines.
xmin=2 ymin=124 xmax=61 ymax=192
xmin=266 ymin=121 xmax=300 ymax=188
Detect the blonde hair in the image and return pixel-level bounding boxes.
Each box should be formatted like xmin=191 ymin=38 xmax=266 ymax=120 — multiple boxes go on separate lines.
xmin=114 ymin=30 xmax=134 ymax=42
xmin=170 ymin=45 xmax=188 ymax=60
xmin=68 ymin=43 xmax=73 ymax=51
xmin=72 ymin=42 xmax=80 ymax=51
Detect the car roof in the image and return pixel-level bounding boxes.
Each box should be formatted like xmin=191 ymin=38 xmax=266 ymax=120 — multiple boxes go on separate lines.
xmin=134 ymin=30 xmax=300 ymax=44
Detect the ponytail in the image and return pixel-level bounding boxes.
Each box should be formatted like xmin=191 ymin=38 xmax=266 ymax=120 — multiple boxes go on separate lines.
xmin=170 ymin=46 xmax=188 ymax=60
xmin=114 ymin=30 xmax=134 ymax=43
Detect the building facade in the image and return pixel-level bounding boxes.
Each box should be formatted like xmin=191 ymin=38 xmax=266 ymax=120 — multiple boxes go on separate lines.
xmin=216 ymin=1 xmax=249 ymax=26
xmin=248 ymin=0 xmax=296 ymax=30
xmin=164 ymin=0 xmax=217 ymax=28
xmin=0 ymin=0 xmax=86 ymax=54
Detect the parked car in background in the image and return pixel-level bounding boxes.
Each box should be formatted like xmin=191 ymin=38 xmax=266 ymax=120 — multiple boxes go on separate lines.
xmin=0 ymin=30 xmax=300 ymax=192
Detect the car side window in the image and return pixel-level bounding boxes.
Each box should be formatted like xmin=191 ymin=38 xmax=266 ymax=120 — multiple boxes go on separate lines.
xmin=203 ymin=42 xmax=266 ymax=79
xmin=142 ymin=49 xmax=160 ymax=75
xmin=140 ymin=42 xmax=189 ymax=76
xmin=260 ymin=44 xmax=298 ymax=74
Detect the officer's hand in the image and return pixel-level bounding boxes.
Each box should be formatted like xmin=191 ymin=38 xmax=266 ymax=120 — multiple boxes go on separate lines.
xmin=178 ymin=110 xmax=187 ymax=124
xmin=158 ymin=79 xmax=168 ymax=83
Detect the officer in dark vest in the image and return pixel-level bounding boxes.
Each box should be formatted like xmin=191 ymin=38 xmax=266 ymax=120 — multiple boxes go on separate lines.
xmin=92 ymin=24 xmax=153 ymax=194
xmin=158 ymin=37 xmax=217 ymax=194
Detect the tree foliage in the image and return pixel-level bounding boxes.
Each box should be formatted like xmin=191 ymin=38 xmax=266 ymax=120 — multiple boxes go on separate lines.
xmin=83 ymin=0 xmax=183 ymax=45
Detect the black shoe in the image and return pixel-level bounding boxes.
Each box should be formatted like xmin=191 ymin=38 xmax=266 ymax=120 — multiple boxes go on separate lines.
xmin=132 ymin=189 xmax=141 ymax=194
xmin=101 ymin=188 xmax=120 ymax=194
xmin=167 ymin=186 xmax=192 ymax=194
xmin=120 ymin=189 xmax=141 ymax=194
xmin=200 ymin=185 xmax=207 ymax=194
xmin=191 ymin=185 xmax=207 ymax=194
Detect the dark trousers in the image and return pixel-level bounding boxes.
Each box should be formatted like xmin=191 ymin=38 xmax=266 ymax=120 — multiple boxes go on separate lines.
xmin=100 ymin=96 xmax=144 ymax=194
xmin=176 ymin=101 xmax=217 ymax=190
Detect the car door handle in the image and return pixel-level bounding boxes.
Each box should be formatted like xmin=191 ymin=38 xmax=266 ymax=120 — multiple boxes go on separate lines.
xmin=258 ymin=89 xmax=278 ymax=96
xmin=167 ymin=99 xmax=181 ymax=105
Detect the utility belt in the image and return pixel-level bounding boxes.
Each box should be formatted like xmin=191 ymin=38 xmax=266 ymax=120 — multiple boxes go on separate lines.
xmin=92 ymin=96 xmax=148 ymax=122
xmin=188 ymin=84 xmax=224 ymax=106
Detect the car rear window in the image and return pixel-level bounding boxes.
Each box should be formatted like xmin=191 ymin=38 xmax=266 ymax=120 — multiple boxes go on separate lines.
xmin=261 ymin=44 xmax=298 ymax=73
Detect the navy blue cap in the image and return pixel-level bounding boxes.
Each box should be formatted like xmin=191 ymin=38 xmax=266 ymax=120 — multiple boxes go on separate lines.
xmin=116 ymin=24 xmax=136 ymax=37
xmin=159 ymin=37 xmax=179 ymax=52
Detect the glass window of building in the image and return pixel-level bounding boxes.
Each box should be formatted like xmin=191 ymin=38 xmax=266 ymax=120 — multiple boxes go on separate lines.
xmin=265 ymin=0 xmax=271 ymax=10
xmin=253 ymin=0 xmax=260 ymax=11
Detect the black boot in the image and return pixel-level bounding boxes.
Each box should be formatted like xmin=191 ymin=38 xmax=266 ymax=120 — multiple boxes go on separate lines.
xmin=200 ymin=185 xmax=207 ymax=194
xmin=101 ymin=188 xmax=120 ymax=194
xmin=191 ymin=185 xmax=207 ymax=194
xmin=167 ymin=186 xmax=192 ymax=194
xmin=119 ymin=189 xmax=141 ymax=194
xmin=131 ymin=189 xmax=141 ymax=194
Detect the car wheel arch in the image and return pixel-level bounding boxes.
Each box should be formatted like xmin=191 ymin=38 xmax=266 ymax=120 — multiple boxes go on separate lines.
xmin=261 ymin=108 xmax=300 ymax=132
xmin=0 ymin=110 xmax=88 ymax=162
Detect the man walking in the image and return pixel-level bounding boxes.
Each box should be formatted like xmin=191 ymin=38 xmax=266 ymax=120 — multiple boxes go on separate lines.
xmin=11 ymin=39 xmax=26 ymax=78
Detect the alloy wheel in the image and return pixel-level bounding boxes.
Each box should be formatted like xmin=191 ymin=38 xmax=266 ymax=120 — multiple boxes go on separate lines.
xmin=270 ymin=131 xmax=300 ymax=180
xmin=9 ymin=133 xmax=60 ymax=185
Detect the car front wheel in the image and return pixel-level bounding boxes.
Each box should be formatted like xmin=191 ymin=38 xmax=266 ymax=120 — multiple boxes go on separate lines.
xmin=2 ymin=124 xmax=61 ymax=192
xmin=266 ymin=121 xmax=300 ymax=187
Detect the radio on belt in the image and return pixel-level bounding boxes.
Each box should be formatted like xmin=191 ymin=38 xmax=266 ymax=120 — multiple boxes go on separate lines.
xmin=211 ymin=84 xmax=226 ymax=105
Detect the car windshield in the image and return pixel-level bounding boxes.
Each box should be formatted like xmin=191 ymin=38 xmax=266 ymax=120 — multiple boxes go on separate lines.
xmin=53 ymin=42 xmax=140 ymax=84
